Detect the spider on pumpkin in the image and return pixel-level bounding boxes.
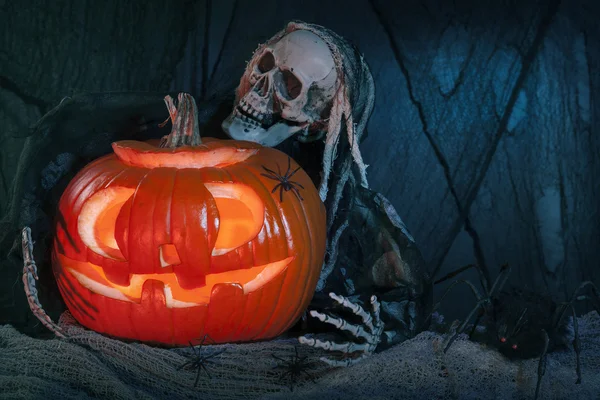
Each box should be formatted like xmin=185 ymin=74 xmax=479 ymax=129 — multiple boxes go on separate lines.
xmin=272 ymin=345 xmax=317 ymax=391
xmin=261 ymin=156 xmax=305 ymax=202
xmin=177 ymin=334 xmax=226 ymax=387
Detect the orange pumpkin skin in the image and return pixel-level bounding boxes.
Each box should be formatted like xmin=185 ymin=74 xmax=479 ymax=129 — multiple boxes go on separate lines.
xmin=52 ymin=138 xmax=326 ymax=345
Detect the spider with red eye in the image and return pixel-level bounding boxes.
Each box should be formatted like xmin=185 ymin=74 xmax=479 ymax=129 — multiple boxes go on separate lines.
xmin=431 ymin=264 xmax=600 ymax=400
xmin=499 ymin=336 xmax=518 ymax=350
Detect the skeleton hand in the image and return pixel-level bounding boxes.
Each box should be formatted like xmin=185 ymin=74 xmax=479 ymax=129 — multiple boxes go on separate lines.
xmin=298 ymin=292 xmax=384 ymax=367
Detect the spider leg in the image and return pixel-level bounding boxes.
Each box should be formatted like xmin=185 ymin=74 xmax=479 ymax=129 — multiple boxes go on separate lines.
xmin=201 ymin=363 xmax=213 ymax=380
xmin=290 ymin=186 xmax=304 ymax=201
xmin=488 ymin=263 xmax=511 ymax=297
xmin=550 ymin=281 xmax=599 ymax=385
xmin=262 ymin=165 xmax=279 ymax=176
xmin=426 ymin=279 xmax=483 ymax=326
xmin=189 ymin=341 xmax=199 ymax=356
xmin=261 ymin=172 xmax=282 ymax=182
xmin=203 ymin=349 xmax=226 ymax=360
xmin=444 ymin=295 xmax=489 ymax=353
xmin=554 ymin=281 xmax=599 ymax=326
xmin=287 ymin=165 xmax=302 ymax=179
xmin=271 ymin=183 xmax=282 ymax=194
xmin=279 ymin=185 xmax=284 ymax=202
xmin=278 ymin=369 xmax=293 ymax=391
xmin=441 ymin=268 xmax=512 ymax=352
xmin=460 ymin=265 xmax=513 ymax=341
xmin=272 ymin=354 xmax=287 ymax=363
xmin=194 ymin=368 xmax=202 ymax=387
xmin=570 ymin=304 xmax=582 ymax=384
xmin=534 ymin=329 xmax=550 ymax=400
xmin=467 ymin=307 xmax=485 ymax=339
xmin=573 ymin=281 xmax=600 ymax=313
xmin=434 ymin=264 xmax=477 ymax=285
xmin=289 ymin=180 xmax=305 ymax=190
xmin=177 ymin=360 xmax=193 ymax=370
xmin=300 ymin=369 xmax=316 ymax=383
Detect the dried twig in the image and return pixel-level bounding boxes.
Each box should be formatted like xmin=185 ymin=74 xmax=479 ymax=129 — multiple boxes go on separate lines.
xmin=21 ymin=226 xmax=66 ymax=338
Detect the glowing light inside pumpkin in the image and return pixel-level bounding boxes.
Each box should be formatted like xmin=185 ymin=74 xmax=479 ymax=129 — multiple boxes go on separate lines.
xmin=59 ymin=253 xmax=293 ymax=307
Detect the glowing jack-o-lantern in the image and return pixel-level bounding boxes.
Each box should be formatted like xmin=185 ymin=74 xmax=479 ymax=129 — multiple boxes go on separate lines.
xmin=52 ymin=94 xmax=326 ymax=346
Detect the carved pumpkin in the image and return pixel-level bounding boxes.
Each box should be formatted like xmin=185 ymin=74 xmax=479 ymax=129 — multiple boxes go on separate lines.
xmin=51 ymin=94 xmax=326 ymax=345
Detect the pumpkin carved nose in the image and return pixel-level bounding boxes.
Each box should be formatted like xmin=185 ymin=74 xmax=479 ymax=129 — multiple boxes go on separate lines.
xmin=159 ymin=243 xmax=181 ymax=267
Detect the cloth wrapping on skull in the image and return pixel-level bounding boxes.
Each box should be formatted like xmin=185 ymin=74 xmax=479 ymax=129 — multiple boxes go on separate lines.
xmin=223 ymin=21 xmax=432 ymax=348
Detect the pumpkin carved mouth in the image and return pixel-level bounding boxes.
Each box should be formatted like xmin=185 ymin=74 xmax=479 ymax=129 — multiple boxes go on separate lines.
xmin=58 ymin=253 xmax=293 ymax=308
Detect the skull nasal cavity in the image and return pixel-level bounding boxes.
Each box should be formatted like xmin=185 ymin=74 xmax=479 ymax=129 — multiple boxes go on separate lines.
xmin=258 ymin=51 xmax=275 ymax=73
xmin=255 ymin=76 xmax=270 ymax=98
xmin=281 ymin=70 xmax=302 ymax=100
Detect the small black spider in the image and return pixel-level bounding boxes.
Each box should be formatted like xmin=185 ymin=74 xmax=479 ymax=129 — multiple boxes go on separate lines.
xmin=272 ymin=346 xmax=317 ymax=392
xmin=177 ymin=335 xmax=226 ymax=387
xmin=261 ymin=157 xmax=305 ymax=202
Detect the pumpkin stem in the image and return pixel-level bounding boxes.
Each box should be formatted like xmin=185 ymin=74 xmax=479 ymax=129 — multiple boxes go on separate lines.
xmin=159 ymin=93 xmax=202 ymax=148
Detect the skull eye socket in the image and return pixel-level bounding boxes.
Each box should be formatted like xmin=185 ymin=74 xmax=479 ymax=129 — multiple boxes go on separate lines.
xmin=280 ymin=70 xmax=302 ymax=100
xmin=257 ymin=51 xmax=275 ymax=73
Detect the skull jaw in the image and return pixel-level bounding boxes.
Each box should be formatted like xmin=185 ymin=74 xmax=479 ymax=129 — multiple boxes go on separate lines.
xmin=222 ymin=112 xmax=306 ymax=147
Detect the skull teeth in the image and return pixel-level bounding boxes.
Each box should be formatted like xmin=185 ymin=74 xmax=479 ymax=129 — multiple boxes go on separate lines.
xmin=235 ymin=104 xmax=269 ymax=127
xmin=235 ymin=109 xmax=261 ymax=127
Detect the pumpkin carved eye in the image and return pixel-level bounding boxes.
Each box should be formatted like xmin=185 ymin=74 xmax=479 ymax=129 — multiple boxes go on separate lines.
xmin=78 ymin=186 xmax=135 ymax=262
xmin=204 ymin=183 xmax=264 ymax=256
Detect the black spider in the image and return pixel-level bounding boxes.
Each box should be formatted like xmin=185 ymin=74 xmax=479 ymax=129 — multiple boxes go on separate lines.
xmin=432 ymin=264 xmax=600 ymax=400
xmin=177 ymin=335 xmax=226 ymax=387
xmin=272 ymin=346 xmax=317 ymax=392
xmin=261 ymin=157 xmax=305 ymax=202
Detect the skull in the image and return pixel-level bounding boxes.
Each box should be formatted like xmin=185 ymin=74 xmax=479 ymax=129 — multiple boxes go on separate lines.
xmin=222 ymin=30 xmax=338 ymax=147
